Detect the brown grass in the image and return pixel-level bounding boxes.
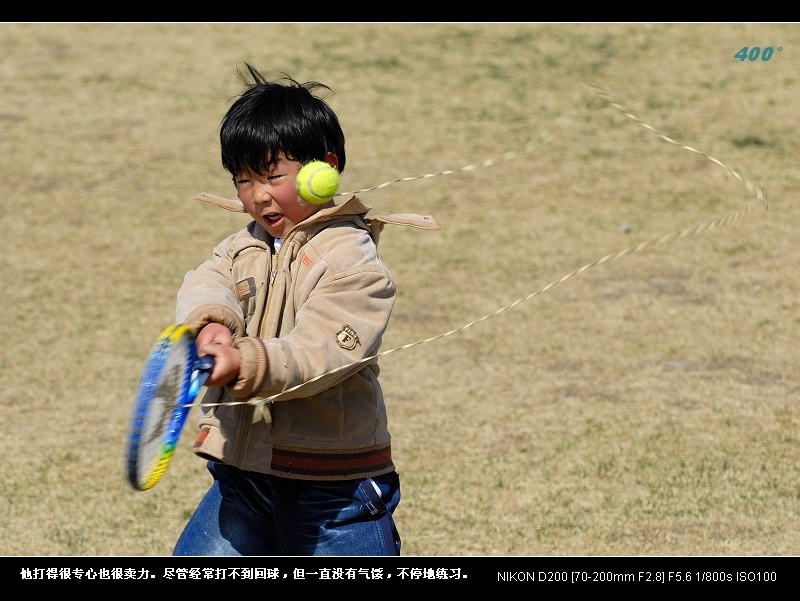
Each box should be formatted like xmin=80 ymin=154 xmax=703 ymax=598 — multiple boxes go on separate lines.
xmin=1 ymin=22 xmax=798 ymax=556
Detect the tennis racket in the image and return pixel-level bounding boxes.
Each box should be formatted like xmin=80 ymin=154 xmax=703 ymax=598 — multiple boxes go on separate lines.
xmin=125 ymin=324 xmax=214 ymax=491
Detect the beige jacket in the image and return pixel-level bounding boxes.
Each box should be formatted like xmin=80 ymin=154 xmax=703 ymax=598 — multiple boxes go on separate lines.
xmin=177 ymin=193 xmax=439 ymax=481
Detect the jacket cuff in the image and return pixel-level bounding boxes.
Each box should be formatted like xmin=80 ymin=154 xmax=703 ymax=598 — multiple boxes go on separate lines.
xmin=229 ymin=336 xmax=269 ymax=399
xmin=183 ymin=305 xmax=245 ymax=338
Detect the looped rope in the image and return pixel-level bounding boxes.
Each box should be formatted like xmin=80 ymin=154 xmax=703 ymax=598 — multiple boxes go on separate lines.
xmin=192 ymin=86 xmax=768 ymax=410
xmin=336 ymin=115 xmax=573 ymax=197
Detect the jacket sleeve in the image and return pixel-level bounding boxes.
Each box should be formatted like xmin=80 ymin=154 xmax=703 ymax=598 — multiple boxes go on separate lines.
xmin=176 ymin=233 xmax=247 ymax=338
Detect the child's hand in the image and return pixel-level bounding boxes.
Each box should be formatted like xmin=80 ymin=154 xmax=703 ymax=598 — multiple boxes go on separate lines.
xmin=196 ymin=322 xmax=234 ymax=347
xmin=196 ymin=323 xmax=239 ymax=387
xmin=200 ymin=343 xmax=241 ymax=387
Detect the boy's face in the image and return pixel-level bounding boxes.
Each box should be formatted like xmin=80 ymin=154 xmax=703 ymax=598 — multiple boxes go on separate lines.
xmin=234 ymin=154 xmax=334 ymax=239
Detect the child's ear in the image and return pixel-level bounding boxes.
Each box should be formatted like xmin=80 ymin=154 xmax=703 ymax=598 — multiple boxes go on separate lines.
xmin=323 ymin=152 xmax=339 ymax=171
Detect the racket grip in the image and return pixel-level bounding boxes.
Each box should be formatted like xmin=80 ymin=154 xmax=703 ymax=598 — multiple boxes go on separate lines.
xmin=189 ymin=355 xmax=215 ymax=399
xmin=195 ymin=355 xmax=215 ymax=373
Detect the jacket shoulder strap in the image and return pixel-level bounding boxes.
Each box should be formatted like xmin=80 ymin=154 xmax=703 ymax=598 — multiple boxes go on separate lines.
xmin=366 ymin=213 xmax=441 ymax=245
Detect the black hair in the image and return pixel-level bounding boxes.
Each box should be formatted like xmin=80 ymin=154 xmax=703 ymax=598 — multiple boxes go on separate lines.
xmin=220 ymin=63 xmax=346 ymax=179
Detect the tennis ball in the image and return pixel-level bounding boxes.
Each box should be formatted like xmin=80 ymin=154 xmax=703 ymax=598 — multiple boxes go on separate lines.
xmin=296 ymin=160 xmax=340 ymax=204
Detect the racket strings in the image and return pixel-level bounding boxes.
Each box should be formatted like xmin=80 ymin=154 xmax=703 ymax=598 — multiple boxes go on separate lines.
xmin=141 ymin=360 xmax=184 ymax=447
xmin=189 ymin=88 xmax=768 ymax=410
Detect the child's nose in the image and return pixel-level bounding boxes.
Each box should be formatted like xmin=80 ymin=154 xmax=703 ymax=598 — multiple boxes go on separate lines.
xmin=252 ymin=185 xmax=273 ymax=206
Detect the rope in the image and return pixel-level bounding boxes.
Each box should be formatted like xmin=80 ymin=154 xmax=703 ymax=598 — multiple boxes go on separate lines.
xmin=191 ymin=87 xmax=768 ymax=409
xmin=336 ymin=116 xmax=573 ymax=197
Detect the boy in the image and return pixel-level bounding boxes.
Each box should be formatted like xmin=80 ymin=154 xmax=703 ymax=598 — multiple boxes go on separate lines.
xmin=172 ymin=64 xmax=437 ymax=556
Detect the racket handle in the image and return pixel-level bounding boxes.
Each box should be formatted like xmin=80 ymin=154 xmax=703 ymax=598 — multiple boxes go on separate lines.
xmin=189 ymin=355 xmax=215 ymax=399
xmin=195 ymin=355 xmax=215 ymax=373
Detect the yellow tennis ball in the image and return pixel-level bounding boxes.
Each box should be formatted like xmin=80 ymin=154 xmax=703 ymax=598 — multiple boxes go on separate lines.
xmin=296 ymin=160 xmax=340 ymax=204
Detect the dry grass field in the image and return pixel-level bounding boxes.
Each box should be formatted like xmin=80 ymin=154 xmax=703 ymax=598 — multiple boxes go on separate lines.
xmin=1 ymin=22 xmax=798 ymax=557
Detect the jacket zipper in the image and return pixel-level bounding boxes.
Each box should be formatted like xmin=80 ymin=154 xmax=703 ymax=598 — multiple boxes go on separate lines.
xmin=234 ymin=238 xmax=283 ymax=464
xmin=263 ymin=234 xmax=286 ymax=338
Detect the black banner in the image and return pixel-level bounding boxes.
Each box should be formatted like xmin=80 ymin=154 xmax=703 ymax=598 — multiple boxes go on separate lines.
xmin=6 ymin=556 xmax=792 ymax=585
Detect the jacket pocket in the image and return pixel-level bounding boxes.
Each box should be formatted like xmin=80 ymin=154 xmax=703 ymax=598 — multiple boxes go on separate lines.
xmin=270 ymin=385 xmax=346 ymax=442
xmin=230 ymin=245 xmax=267 ymax=322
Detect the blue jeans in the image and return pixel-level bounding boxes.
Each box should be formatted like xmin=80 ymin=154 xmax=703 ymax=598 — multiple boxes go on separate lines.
xmin=173 ymin=462 xmax=401 ymax=556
